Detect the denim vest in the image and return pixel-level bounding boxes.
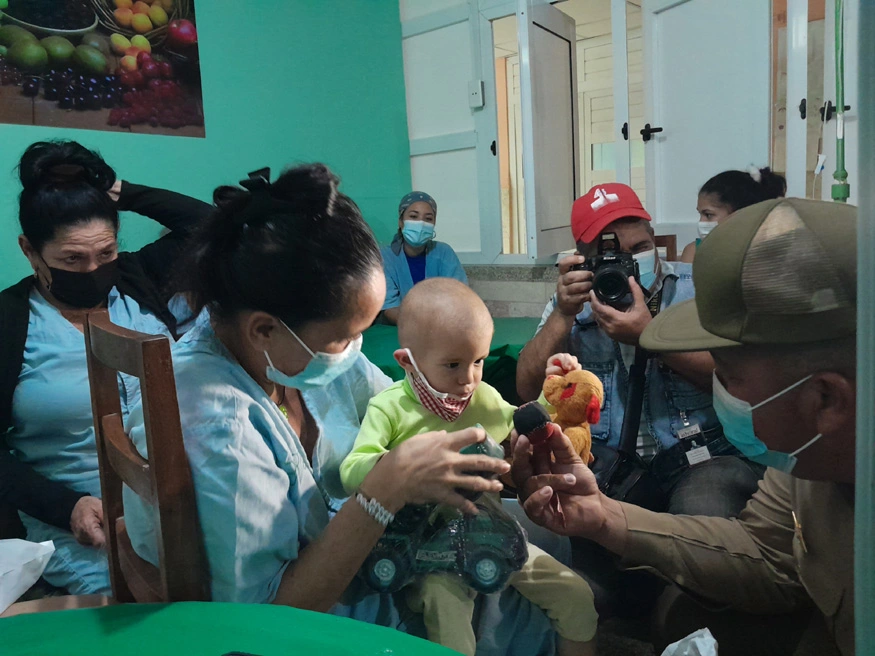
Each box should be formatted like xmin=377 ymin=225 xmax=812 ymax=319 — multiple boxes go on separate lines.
xmin=560 ymin=262 xmax=723 ymax=452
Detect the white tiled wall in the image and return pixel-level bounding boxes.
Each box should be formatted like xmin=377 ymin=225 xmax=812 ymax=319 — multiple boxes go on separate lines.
xmin=467 ymin=266 xmax=556 ymax=318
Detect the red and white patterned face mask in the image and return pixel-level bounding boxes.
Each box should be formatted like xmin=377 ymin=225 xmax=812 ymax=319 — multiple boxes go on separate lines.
xmin=404 ymin=348 xmax=473 ymax=422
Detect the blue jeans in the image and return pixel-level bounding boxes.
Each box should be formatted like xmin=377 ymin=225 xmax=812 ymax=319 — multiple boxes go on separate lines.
xmin=663 ymin=456 xmax=766 ymax=517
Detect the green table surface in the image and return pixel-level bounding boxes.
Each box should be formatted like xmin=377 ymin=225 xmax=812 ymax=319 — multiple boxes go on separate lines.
xmin=0 ymin=602 xmax=453 ymax=655
xmin=362 ymin=317 xmax=541 ymax=383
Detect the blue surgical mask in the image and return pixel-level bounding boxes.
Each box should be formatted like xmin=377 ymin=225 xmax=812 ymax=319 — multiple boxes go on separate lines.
xmin=402 ymin=220 xmax=435 ymax=248
xmin=711 ymin=372 xmax=822 ymax=474
xmin=633 ymin=248 xmax=658 ymax=290
xmin=264 ymin=320 xmax=362 ymax=391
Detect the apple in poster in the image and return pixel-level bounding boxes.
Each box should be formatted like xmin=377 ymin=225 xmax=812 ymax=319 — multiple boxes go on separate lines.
xmin=167 ymin=19 xmax=197 ymax=48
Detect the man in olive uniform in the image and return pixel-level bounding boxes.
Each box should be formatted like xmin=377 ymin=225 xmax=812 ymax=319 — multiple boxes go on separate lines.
xmin=512 ymin=197 xmax=857 ymax=655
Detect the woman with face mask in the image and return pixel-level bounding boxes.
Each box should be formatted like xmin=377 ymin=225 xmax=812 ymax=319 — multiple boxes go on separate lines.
xmin=379 ymin=191 xmax=468 ymax=325
xmin=680 ymin=167 xmax=786 ymax=263
xmin=122 ymin=166 xmax=559 ymax=654
xmin=0 ymin=140 xmax=211 ymax=595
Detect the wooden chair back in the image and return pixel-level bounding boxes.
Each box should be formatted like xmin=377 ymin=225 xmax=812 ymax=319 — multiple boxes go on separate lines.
xmin=655 ymin=234 xmax=678 ymax=262
xmin=84 ymin=311 xmax=209 ymax=603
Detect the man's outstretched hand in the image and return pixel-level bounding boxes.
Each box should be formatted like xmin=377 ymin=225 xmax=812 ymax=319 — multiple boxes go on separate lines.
xmin=511 ymin=424 xmax=627 ymax=552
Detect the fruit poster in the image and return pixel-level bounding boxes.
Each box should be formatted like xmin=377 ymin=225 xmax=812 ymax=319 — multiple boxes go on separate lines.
xmin=0 ymin=0 xmax=204 ymax=137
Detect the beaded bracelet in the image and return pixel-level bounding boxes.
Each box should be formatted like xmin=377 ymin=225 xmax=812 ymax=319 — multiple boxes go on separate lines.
xmin=356 ymin=493 xmax=395 ymax=527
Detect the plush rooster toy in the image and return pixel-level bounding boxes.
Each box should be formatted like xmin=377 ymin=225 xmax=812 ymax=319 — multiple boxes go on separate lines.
xmin=541 ymin=369 xmax=604 ymax=465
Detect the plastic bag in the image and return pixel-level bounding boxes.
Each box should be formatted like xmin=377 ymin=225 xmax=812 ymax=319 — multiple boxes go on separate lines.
xmin=0 ymin=539 xmax=54 ymax=614
xmin=660 ymin=628 xmax=719 ymax=656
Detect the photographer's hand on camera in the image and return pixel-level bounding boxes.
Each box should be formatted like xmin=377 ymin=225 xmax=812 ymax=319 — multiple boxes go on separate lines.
xmin=556 ymin=254 xmax=593 ymax=317
xmin=590 ymin=276 xmax=651 ymax=346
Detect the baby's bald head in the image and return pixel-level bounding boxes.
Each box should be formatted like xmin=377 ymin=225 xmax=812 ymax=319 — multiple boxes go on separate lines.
xmin=398 ymin=278 xmax=493 ymax=353
xmin=396 ymin=279 xmax=493 ymax=397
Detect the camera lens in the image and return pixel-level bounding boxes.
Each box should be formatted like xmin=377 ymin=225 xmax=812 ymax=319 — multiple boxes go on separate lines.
xmin=593 ymin=267 xmax=630 ymax=303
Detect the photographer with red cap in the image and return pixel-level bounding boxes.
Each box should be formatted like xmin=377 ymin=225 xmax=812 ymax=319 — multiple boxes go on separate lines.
xmin=516 ymin=184 xmax=765 ymax=616
xmin=518 ymin=183 xmax=761 ymax=514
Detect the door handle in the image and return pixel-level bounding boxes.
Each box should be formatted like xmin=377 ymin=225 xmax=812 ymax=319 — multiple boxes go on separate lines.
xmin=640 ymin=123 xmax=663 ymax=142
xmin=820 ymin=101 xmax=852 ymax=122
xmin=799 ymin=98 xmax=807 ymax=120
xmin=621 ymin=122 xmax=629 ymax=141
xmin=490 ymin=140 xmax=497 ymax=156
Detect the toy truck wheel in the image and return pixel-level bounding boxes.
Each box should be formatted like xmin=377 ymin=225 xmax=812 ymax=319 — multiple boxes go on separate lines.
xmin=363 ymin=546 xmax=411 ymax=593
xmin=466 ymin=549 xmax=510 ymax=594
xmin=373 ymin=558 xmax=398 ymax=587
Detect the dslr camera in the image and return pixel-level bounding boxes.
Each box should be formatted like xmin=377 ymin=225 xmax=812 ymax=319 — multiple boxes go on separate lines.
xmin=572 ymin=232 xmax=639 ymax=309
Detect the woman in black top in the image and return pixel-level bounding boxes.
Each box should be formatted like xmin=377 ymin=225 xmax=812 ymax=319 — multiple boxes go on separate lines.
xmin=0 ymin=140 xmax=210 ymax=594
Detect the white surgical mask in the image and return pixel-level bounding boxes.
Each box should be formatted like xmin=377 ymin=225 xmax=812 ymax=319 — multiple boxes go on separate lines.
xmin=264 ymin=320 xmax=362 ymax=391
xmin=633 ymin=248 xmax=658 ymax=290
xmin=697 ymin=221 xmax=719 ymax=240
xmin=711 ymin=372 xmax=822 ymax=474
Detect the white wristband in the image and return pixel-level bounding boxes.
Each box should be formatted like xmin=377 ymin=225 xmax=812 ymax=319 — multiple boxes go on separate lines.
xmin=356 ymin=493 xmax=395 ymax=527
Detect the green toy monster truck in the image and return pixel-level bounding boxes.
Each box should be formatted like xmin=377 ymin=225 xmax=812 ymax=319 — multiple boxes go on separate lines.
xmin=360 ymin=434 xmax=528 ymax=595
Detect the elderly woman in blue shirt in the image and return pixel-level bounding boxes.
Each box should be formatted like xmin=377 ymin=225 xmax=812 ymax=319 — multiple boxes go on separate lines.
xmin=124 ymin=166 xmax=560 ymax=655
xmin=0 ymin=140 xmax=210 ymax=595
xmin=380 ymin=192 xmax=467 ymax=324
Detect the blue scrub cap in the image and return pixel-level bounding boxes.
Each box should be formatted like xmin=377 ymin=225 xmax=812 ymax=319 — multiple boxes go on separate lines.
xmin=399 ymin=191 xmax=437 ymax=216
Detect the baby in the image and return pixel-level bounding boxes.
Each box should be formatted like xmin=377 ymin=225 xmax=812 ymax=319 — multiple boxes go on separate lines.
xmin=341 ymin=278 xmax=597 ymax=656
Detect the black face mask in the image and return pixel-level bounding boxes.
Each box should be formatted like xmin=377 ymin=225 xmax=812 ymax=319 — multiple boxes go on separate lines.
xmin=44 ymin=259 xmax=119 ymax=308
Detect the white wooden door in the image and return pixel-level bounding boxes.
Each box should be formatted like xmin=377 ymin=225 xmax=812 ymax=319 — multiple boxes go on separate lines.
xmin=518 ymin=0 xmax=580 ymax=258
xmin=643 ymin=0 xmax=771 ymax=242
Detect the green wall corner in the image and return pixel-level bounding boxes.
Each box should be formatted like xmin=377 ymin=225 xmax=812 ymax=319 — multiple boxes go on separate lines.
xmin=0 ymin=0 xmax=411 ymax=289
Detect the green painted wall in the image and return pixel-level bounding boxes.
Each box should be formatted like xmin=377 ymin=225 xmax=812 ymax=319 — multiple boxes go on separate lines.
xmin=0 ymin=0 xmax=411 ymax=289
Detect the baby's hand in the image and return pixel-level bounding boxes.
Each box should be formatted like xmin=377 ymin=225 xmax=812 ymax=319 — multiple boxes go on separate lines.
xmin=546 ymin=353 xmax=581 ymax=377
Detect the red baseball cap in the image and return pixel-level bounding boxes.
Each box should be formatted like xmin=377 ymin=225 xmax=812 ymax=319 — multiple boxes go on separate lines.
xmin=571 ymin=183 xmax=652 ymax=244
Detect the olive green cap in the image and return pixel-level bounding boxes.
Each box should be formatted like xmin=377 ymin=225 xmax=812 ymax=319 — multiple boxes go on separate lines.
xmin=641 ymin=198 xmax=857 ymax=352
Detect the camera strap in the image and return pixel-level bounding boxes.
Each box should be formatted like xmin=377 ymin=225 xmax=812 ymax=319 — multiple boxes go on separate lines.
xmin=588 ymin=280 xmax=670 ymax=511
xmin=645 ymin=287 xmax=663 ymax=318
xmin=616 ymin=286 xmax=663 ymax=456
xmin=618 ymin=347 xmax=648 ymax=456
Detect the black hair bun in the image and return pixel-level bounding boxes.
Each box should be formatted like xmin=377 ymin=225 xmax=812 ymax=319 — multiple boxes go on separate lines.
xmin=19 ymin=140 xmax=116 ymax=193
xmin=756 ymin=167 xmax=787 ymax=200
xmin=213 ymin=184 xmax=250 ymax=212
xmin=270 ymin=163 xmax=338 ymax=218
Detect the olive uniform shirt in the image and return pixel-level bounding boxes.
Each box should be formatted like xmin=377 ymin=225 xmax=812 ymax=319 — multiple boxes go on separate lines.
xmin=620 ymin=468 xmax=854 ymax=655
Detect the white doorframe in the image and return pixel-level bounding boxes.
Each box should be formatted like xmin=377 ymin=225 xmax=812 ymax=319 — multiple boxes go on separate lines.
xmin=472 ymin=0 xmax=536 ymax=264
xmin=611 ymin=0 xmax=631 ymax=186
xmin=785 ymin=0 xmax=810 ymax=197
xmin=471 ymin=2 xmax=504 ymax=263
xmin=641 ymin=0 xmax=660 ymax=214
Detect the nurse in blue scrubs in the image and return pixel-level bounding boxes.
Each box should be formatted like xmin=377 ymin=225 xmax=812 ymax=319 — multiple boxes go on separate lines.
xmin=380 ymin=192 xmax=467 ymax=324
xmin=123 ymin=166 xmax=559 ymax=655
